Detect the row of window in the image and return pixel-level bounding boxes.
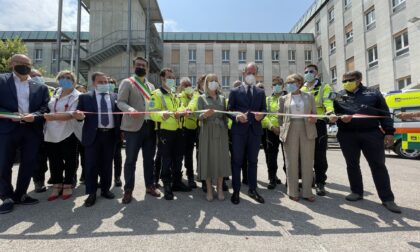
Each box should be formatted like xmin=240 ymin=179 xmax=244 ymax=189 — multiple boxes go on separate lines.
xmin=32 ymin=49 xmax=58 ymax=63
xmin=174 ymin=49 xmax=313 ymax=64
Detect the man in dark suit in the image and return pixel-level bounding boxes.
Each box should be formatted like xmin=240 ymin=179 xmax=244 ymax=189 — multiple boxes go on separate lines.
xmin=73 ymin=72 xmax=120 ymax=207
xmin=228 ymin=62 xmax=267 ymax=205
xmin=0 ymin=54 xmax=49 ymax=214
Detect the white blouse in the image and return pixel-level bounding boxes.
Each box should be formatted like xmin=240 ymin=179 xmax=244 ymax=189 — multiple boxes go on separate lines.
xmin=290 ymin=94 xmax=304 ymax=118
xmin=44 ymin=88 xmax=80 ymax=143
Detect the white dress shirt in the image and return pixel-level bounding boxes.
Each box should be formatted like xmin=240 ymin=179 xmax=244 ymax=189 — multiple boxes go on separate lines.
xmin=13 ymin=73 xmax=31 ymax=114
xmin=290 ymin=94 xmax=305 ymax=118
xmin=95 ymin=91 xmax=115 ymax=128
xmin=44 ymin=88 xmax=80 ymax=143
xmin=242 ymin=82 xmax=254 ymax=96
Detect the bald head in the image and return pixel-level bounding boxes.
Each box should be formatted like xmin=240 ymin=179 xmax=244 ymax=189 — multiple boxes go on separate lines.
xmin=10 ymin=54 xmax=32 ymax=77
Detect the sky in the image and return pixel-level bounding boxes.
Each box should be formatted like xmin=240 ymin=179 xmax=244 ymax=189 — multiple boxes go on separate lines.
xmin=0 ymin=0 xmax=314 ymax=33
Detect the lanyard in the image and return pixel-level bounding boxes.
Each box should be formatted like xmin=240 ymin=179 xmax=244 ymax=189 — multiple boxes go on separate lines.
xmin=54 ymin=94 xmax=73 ymax=113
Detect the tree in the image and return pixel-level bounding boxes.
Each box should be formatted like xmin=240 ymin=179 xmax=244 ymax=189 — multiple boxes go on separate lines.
xmin=0 ymin=38 xmax=27 ymax=73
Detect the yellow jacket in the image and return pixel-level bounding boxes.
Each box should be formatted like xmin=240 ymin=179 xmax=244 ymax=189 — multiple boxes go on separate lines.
xmin=262 ymin=95 xmax=280 ymax=129
xmin=179 ymin=91 xmax=198 ymax=130
xmin=149 ymin=88 xmax=182 ymax=131
xmin=301 ymin=80 xmax=334 ymax=115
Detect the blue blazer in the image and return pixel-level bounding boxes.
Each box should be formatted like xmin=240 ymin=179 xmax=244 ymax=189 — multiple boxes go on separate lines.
xmin=228 ymin=84 xmax=267 ymax=136
xmin=77 ymin=91 xmax=121 ymax=147
xmin=0 ymin=73 xmax=49 ymax=136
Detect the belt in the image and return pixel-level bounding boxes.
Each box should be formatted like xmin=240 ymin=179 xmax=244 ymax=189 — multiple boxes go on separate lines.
xmin=97 ymin=128 xmax=114 ymax=132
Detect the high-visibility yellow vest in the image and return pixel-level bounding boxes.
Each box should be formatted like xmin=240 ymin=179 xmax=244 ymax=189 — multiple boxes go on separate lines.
xmin=179 ymin=91 xmax=198 ymax=130
xmin=149 ymin=88 xmax=182 ymax=131
xmin=262 ymin=95 xmax=280 ymax=129
xmin=301 ymin=80 xmax=334 ymax=115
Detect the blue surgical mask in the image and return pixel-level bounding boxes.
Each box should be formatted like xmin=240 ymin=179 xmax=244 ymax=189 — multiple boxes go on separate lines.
xmin=59 ymin=79 xmax=73 ymax=90
xmin=304 ymin=72 xmax=315 ymax=83
xmin=32 ymin=76 xmax=45 ymax=85
xmin=285 ymin=83 xmax=298 ymax=93
xmin=96 ymin=84 xmax=110 ymax=93
xmin=109 ymin=83 xmax=116 ymax=93
xmin=166 ymin=79 xmax=176 ymax=89
xmin=273 ymin=84 xmax=282 ymax=94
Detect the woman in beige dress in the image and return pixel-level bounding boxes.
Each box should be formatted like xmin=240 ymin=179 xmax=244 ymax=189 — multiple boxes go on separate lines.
xmin=197 ymin=74 xmax=231 ymax=201
xmin=278 ymin=74 xmax=317 ymax=202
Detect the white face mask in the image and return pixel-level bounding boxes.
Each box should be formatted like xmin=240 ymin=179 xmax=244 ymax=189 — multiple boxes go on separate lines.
xmin=245 ymin=74 xmax=256 ymax=85
xmin=208 ymin=81 xmax=219 ymax=91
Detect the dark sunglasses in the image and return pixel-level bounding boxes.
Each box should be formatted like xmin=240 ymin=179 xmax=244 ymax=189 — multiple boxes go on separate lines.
xmin=342 ymin=79 xmax=356 ymax=83
xmin=304 ymin=70 xmax=316 ymax=74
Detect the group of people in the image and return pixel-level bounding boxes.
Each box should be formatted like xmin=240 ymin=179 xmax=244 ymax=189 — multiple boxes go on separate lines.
xmin=0 ymin=54 xmax=402 ymax=214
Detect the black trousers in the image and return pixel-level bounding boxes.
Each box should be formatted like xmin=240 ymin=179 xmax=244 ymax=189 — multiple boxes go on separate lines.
xmin=76 ymin=141 xmax=85 ymax=180
xmin=114 ymin=135 xmax=123 ymax=179
xmin=337 ymin=129 xmax=395 ymax=202
xmin=84 ymin=130 xmax=116 ymax=195
xmin=314 ymin=120 xmax=328 ymax=185
xmin=33 ymin=141 xmax=49 ymax=183
xmin=154 ymin=137 xmax=162 ymax=184
xmin=46 ymin=134 xmax=79 ymax=185
xmin=228 ymin=130 xmax=247 ymax=182
xmin=262 ymin=129 xmax=281 ymax=181
xmin=183 ymin=128 xmax=198 ymax=180
xmin=159 ymin=129 xmax=183 ymax=185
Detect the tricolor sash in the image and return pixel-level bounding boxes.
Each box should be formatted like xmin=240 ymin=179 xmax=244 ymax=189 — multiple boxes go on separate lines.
xmin=128 ymin=76 xmax=152 ymax=101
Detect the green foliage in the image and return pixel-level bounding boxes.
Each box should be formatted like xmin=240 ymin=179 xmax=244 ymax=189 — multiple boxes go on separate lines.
xmin=0 ymin=38 xmax=27 ymax=73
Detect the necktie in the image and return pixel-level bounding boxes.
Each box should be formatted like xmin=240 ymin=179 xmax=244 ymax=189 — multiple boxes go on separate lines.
xmin=100 ymin=93 xmax=109 ymax=127
xmin=247 ymin=85 xmax=252 ymax=105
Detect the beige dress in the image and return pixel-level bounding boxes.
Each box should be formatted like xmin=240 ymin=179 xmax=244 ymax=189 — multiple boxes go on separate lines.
xmin=197 ymin=94 xmax=231 ymax=180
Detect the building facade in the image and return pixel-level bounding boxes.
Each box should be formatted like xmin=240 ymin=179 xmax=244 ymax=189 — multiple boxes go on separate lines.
xmin=291 ymin=0 xmax=420 ymax=91
xmin=162 ymin=32 xmax=315 ymax=94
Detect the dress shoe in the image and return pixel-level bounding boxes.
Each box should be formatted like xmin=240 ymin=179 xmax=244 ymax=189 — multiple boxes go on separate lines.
xmin=230 ymin=191 xmax=240 ymax=205
xmin=316 ymin=183 xmax=326 ymax=196
xmin=114 ymin=177 xmax=122 ymax=187
xmin=48 ymin=184 xmax=63 ymax=201
xmin=0 ymin=199 xmax=14 ymax=214
xmin=222 ymin=180 xmax=228 ymax=192
xmin=383 ymin=201 xmax=402 ymax=213
xmin=154 ymin=182 xmax=162 ymax=189
xmin=101 ymin=190 xmax=115 ymax=199
xmin=188 ymin=178 xmax=198 ymax=189
xmin=13 ymin=194 xmax=39 ymax=205
xmin=248 ymin=190 xmax=265 ymax=204
xmin=267 ymin=180 xmax=277 ymax=190
xmin=345 ymin=193 xmax=363 ymax=201
xmin=275 ymin=177 xmax=282 ymax=184
xmin=304 ymin=196 xmax=316 ymax=202
xmin=34 ymin=181 xmax=47 ymax=193
xmin=62 ymin=184 xmax=73 ymax=200
xmin=164 ymin=184 xmax=174 ymax=200
xmin=146 ymin=185 xmax=161 ymax=197
xmin=172 ymin=181 xmax=191 ymax=192
xmin=122 ymin=191 xmax=133 ymax=204
xmin=84 ymin=194 xmax=96 ymax=207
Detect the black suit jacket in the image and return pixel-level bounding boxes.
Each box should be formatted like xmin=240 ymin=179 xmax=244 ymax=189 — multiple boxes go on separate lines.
xmin=0 ymin=73 xmax=49 ymax=136
xmin=77 ymin=91 xmax=121 ymax=147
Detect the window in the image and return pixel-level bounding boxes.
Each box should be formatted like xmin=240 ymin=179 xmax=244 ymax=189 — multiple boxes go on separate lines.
xmin=35 ymin=49 xmax=43 ymax=62
xmin=271 ymin=50 xmax=279 ymax=61
xmin=392 ymin=0 xmax=406 ymax=12
xmin=304 ymin=50 xmax=312 ymax=62
xmin=188 ymin=49 xmax=196 ymax=62
xmin=367 ymin=45 xmax=378 ymax=68
xmin=255 ymin=50 xmax=263 ymax=62
xmin=239 ymin=51 xmax=246 ymax=63
xmin=397 ymin=76 xmax=411 ymax=90
xmin=189 ymin=76 xmax=197 ymax=87
xmin=346 ymin=57 xmax=355 ymax=71
xmin=52 ymin=49 xmax=57 ymax=61
xmin=344 ymin=0 xmax=352 ymax=9
xmin=329 ymin=36 xmax=336 ymax=54
xmin=239 ymin=75 xmax=244 ymax=82
xmin=345 ymin=23 xmax=353 ymax=44
xmin=222 ymin=50 xmax=230 ymax=63
xmin=205 ymin=50 xmax=213 ymax=64
xmin=171 ymin=49 xmax=180 ymax=64
xmin=317 ymin=47 xmax=322 ymax=61
xmin=315 ymin=20 xmax=320 ymax=34
xmin=395 ymin=31 xmax=409 ymax=56
xmin=288 ymin=50 xmax=296 ymax=63
xmin=328 ymin=8 xmax=335 ymax=23
xmin=330 ymin=67 xmax=337 ymax=83
xmin=365 ymin=8 xmax=376 ymax=30
xmin=222 ymin=76 xmax=230 ymax=88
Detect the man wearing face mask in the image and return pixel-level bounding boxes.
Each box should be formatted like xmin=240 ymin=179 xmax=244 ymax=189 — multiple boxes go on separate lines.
xmin=0 ymin=54 xmax=49 ymax=214
xmin=178 ymin=77 xmax=198 ymax=189
xmin=333 ymin=71 xmax=401 ymax=213
xmin=149 ymin=68 xmax=190 ymax=200
xmin=117 ymin=56 xmax=159 ymax=204
xmin=73 ymin=72 xmax=121 ymax=207
xmin=261 ymin=76 xmax=285 ymax=190
xmin=228 ymin=62 xmax=267 ymax=205
xmin=301 ymin=64 xmax=337 ymax=196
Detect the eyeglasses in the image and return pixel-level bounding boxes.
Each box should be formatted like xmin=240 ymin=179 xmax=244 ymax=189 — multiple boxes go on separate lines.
xmin=304 ymin=70 xmax=316 ymax=74
xmin=342 ymin=79 xmax=356 ymax=83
